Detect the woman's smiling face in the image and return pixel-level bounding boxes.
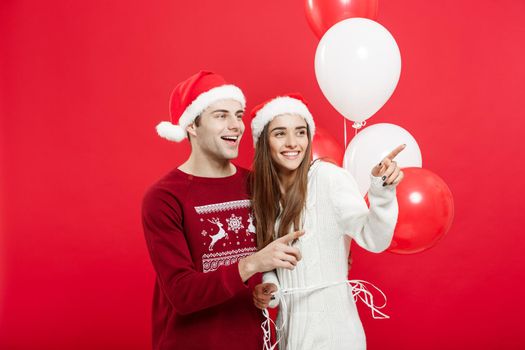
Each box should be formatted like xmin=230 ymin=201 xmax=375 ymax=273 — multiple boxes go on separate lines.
xmin=267 ymin=114 xmax=309 ymax=175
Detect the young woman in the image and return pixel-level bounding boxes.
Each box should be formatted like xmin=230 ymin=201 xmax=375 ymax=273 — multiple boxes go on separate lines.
xmin=250 ymin=94 xmax=404 ymax=350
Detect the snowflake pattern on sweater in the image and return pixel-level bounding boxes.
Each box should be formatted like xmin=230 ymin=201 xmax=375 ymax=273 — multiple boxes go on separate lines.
xmin=194 ymin=199 xmax=256 ymax=271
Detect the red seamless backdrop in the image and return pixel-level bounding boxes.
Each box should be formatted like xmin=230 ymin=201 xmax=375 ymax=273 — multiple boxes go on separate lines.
xmin=1 ymin=1 xmax=524 ymax=349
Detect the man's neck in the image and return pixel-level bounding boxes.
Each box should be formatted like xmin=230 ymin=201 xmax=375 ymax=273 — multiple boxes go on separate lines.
xmin=178 ymin=152 xmax=236 ymax=178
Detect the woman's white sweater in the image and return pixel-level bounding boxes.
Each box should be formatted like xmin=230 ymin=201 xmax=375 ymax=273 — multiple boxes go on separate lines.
xmin=263 ymin=161 xmax=398 ymax=350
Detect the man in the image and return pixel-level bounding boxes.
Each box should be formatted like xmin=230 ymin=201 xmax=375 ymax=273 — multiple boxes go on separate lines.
xmin=142 ymin=71 xmax=303 ymax=350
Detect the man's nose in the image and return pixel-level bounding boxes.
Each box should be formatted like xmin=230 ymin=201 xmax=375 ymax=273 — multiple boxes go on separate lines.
xmin=227 ymin=115 xmax=242 ymax=130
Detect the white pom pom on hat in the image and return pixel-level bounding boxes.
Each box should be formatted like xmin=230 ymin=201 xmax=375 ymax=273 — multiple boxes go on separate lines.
xmin=156 ymin=122 xmax=187 ymax=142
xmin=156 ymin=70 xmax=246 ymax=142
xmin=250 ymin=93 xmax=316 ymax=147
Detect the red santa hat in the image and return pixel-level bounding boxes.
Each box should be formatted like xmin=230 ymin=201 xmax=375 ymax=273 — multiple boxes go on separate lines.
xmin=250 ymin=93 xmax=315 ymax=146
xmin=156 ymin=70 xmax=246 ymax=142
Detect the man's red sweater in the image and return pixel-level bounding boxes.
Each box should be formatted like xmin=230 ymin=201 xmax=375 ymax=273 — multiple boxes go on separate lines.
xmin=142 ymin=167 xmax=263 ymax=350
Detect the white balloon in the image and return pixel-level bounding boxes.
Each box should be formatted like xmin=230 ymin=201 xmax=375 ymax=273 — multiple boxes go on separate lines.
xmin=343 ymin=123 xmax=422 ymax=196
xmin=315 ymin=18 xmax=401 ymax=123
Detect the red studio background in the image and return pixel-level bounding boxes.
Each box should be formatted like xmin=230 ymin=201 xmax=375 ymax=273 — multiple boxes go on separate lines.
xmin=1 ymin=1 xmax=524 ymax=349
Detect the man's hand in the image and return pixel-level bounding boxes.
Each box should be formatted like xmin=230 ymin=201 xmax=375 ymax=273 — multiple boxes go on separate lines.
xmin=238 ymin=230 xmax=305 ymax=282
xmin=253 ymin=283 xmax=278 ymax=310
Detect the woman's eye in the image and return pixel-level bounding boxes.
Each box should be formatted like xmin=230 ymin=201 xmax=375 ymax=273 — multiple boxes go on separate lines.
xmin=275 ymin=132 xmax=285 ymax=137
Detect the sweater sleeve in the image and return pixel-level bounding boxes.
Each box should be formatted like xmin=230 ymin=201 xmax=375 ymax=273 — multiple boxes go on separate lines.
xmin=142 ymin=188 xmax=248 ymax=315
xmin=262 ymin=270 xmax=281 ymax=308
xmin=325 ymin=163 xmax=398 ymax=253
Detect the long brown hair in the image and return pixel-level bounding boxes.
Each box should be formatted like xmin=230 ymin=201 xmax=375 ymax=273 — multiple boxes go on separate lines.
xmin=251 ymin=123 xmax=312 ymax=249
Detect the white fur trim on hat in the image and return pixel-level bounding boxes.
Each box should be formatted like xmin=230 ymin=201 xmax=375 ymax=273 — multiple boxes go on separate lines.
xmin=156 ymin=84 xmax=246 ymax=142
xmin=251 ymin=96 xmax=316 ymax=146
xmin=156 ymin=121 xmax=187 ymax=142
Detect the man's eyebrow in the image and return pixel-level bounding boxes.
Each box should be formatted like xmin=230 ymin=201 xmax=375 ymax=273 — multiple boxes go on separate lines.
xmin=210 ymin=109 xmax=244 ymax=115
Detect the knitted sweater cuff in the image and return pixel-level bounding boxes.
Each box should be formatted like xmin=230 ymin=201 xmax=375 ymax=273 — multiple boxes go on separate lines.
xmin=221 ymin=262 xmax=250 ymax=296
xmin=369 ymin=174 xmax=397 ymax=194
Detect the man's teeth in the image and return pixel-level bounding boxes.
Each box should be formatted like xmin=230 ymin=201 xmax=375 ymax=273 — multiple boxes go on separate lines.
xmin=222 ymin=136 xmax=238 ymax=141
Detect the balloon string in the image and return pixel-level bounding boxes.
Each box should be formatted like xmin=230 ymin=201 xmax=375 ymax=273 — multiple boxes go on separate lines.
xmin=343 ymin=118 xmax=347 ymax=149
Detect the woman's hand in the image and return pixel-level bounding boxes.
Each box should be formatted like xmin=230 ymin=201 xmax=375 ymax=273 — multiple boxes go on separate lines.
xmin=371 ymin=144 xmax=406 ymax=187
xmin=238 ymin=230 xmax=304 ymax=282
xmin=253 ymin=283 xmax=278 ymax=310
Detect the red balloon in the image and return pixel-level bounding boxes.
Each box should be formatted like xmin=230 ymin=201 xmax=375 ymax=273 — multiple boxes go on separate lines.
xmin=312 ymin=127 xmax=344 ymax=166
xmin=305 ymin=0 xmax=379 ymax=39
xmin=388 ymin=168 xmax=454 ymax=254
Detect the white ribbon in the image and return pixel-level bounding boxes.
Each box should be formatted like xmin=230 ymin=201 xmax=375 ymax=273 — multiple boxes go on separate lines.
xmin=261 ymin=279 xmax=389 ymax=350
